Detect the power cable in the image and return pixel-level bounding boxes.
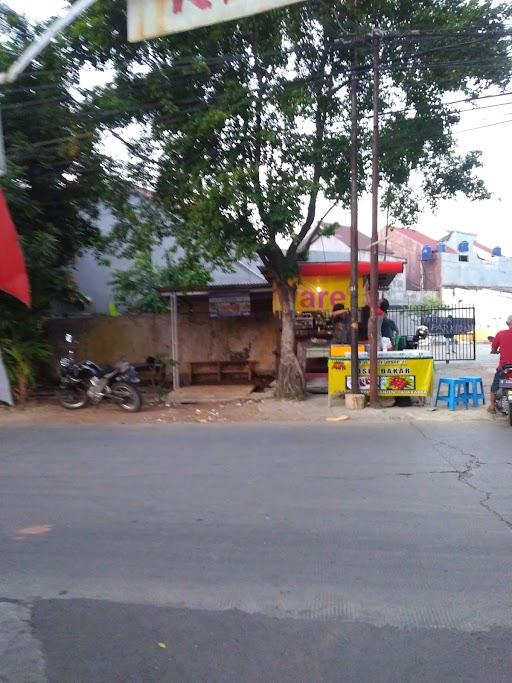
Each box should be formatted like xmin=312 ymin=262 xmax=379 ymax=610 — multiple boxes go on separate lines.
xmin=454 ymin=118 xmax=512 ymax=133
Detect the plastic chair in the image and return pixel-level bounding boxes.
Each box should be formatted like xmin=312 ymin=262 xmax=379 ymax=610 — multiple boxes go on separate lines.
xmin=435 ymin=378 xmax=469 ymax=411
xmin=458 ymin=377 xmax=486 ymax=407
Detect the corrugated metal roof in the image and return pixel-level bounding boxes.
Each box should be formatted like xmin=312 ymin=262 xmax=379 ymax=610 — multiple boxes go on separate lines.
xmin=209 ymin=258 xmax=267 ymax=287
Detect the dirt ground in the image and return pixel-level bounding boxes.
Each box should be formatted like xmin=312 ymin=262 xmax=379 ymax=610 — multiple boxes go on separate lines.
xmin=0 ymin=346 xmax=500 ymax=426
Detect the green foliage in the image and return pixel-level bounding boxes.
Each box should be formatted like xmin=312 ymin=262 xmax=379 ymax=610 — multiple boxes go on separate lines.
xmin=69 ymin=0 xmax=511 ymax=396
xmin=0 ymin=6 xmax=124 ymax=394
xmin=2 ymin=0 xmax=511 ymax=398
xmin=111 ymin=250 xmax=211 ymax=313
xmin=408 ymin=297 xmax=448 ymax=311
xmin=0 ymin=336 xmax=51 ymax=403
xmin=71 ymin=0 xmax=512 ymax=271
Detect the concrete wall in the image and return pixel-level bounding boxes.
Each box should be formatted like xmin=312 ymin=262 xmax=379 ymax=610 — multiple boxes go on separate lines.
xmin=176 ymin=297 xmax=277 ymax=380
xmin=441 ymin=252 xmax=512 ymax=289
xmin=46 ymin=299 xmax=277 ymax=381
xmin=441 ymin=286 xmax=512 ymax=341
xmin=46 ymin=314 xmax=173 ymax=366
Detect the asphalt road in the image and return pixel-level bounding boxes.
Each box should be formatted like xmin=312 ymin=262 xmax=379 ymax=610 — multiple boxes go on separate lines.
xmin=1 ymin=422 xmax=512 ymax=682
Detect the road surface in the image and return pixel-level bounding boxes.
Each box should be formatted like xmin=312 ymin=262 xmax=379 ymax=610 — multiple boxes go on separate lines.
xmin=1 ymin=422 xmax=512 ymax=682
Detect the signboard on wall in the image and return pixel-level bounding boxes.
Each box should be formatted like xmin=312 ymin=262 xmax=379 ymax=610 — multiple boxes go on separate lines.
xmin=209 ymin=291 xmax=251 ymax=317
xmin=420 ymin=315 xmax=473 ymax=336
xmin=127 ymin=0 xmax=306 ymax=42
xmin=273 ymin=275 xmax=365 ymax=314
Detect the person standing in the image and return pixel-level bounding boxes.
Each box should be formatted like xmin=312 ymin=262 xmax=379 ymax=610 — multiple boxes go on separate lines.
xmin=379 ymin=297 xmax=399 ymax=345
xmin=488 ymin=315 xmax=512 ymax=413
xmin=444 ymin=314 xmax=456 ymax=353
xmin=361 ymin=281 xmax=384 ymax=345
xmin=331 ymin=304 xmax=350 ymax=344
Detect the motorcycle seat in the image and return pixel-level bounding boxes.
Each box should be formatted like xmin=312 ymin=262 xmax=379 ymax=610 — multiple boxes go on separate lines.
xmin=96 ymin=365 xmax=117 ymax=377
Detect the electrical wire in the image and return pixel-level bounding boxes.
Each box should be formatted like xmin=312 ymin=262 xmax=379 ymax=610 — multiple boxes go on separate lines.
xmin=454 ymin=118 xmax=512 ymax=133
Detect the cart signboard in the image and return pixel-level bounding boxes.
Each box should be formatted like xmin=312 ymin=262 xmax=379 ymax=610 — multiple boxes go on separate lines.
xmin=329 ymin=357 xmax=434 ymax=397
xmin=127 ymin=0 xmax=306 ymax=42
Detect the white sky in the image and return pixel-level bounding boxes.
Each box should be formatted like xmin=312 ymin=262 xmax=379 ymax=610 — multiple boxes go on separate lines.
xmin=6 ymin=0 xmax=512 ymax=253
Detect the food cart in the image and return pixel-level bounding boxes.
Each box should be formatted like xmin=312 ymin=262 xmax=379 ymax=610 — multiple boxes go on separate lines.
xmin=327 ymin=350 xmax=434 ymax=407
xmin=273 ymin=260 xmax=407 ymax=392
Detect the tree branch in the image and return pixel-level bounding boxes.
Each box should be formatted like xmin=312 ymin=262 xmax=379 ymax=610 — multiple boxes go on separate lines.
xmin=300 ymin=201 xmax=338 ymax=253
xmin=287 ymin=47 xmax=331 ymax=259
xmin=249 ymin=31 xmax=270 ymax=231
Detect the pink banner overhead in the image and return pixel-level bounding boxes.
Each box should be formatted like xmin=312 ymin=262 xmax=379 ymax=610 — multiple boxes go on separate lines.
xmin=127 ymin=0 xmax=306 ymax=41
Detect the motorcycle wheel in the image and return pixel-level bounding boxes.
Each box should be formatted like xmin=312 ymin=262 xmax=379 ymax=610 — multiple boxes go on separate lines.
xmin=57 ymin=384 xmax=88 ymax=409
xmin=111 ymin=382 xmax=142 ymax=412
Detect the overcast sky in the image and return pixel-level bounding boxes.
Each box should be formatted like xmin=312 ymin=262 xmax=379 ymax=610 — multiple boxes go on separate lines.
xmin=5 ymin=0 xmax=512 ymax=252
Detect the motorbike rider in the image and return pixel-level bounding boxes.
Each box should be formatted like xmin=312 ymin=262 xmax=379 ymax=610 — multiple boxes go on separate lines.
xmin=489 ymin=314 xmax=512 ymax=413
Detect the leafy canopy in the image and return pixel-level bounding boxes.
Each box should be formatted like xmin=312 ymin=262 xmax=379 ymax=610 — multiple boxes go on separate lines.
xmin=69 ymin=0 xmax=512 ymax=282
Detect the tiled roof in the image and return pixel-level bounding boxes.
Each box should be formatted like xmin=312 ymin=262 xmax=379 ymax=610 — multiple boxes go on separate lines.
xmin=474 ymin=240 xmax=493 ymax=254
xmin=334 ymin=225 xmax=373 ymax=251
xmin=396 ymin=228 xmax=457 ymax=254
xmin=327 ymin=224 xmax=392 ymax=254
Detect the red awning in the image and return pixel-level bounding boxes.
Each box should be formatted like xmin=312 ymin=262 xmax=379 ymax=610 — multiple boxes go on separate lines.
xmin=299 ymin=261 xmax=403 ymax=277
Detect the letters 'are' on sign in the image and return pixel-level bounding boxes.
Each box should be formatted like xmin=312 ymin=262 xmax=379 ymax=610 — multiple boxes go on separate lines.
xmin=127 ymin=0 xmax=306 ymax=42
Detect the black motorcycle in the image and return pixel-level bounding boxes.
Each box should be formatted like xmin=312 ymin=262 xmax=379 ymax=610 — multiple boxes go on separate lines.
xmin=57 ymin=334 xmax=142 ymax=412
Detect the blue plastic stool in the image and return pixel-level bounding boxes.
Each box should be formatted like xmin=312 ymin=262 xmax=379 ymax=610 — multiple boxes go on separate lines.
xmin=435 ymin=378 xmax=469 ymax=411
xmin=458 ymin=376 xmax=486 ymax=407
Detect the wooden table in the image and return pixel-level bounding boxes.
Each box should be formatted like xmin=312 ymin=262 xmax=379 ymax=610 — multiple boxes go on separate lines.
xmin=189 ymin=360 xmax=256 ymax=384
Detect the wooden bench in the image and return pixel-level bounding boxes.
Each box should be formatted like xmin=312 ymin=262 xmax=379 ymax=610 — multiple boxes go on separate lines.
xmin=189 ymin=361 xmax=256 ymax=385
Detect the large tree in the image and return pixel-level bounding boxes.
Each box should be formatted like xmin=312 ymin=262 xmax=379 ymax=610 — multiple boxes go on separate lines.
xmin=71 ymin=0 xmax=511 ymax=398
xmin=0 ymin=6 xmax=116 ymax=335
xmin=0 ymin=5 xmax=127 ymax=396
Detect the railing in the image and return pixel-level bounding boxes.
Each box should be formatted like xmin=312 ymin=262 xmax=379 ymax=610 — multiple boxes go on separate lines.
xmin=387 ymin=305 xmax=476 ymax=362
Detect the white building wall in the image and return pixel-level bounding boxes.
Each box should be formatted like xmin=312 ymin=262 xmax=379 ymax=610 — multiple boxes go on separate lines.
xmin=441 ymin=252 xmax=512 ymax=288
xmin=441 ymin=230 xmax=477 ymax=252
xmin=309 ymin=235 xmax=371 ymax=262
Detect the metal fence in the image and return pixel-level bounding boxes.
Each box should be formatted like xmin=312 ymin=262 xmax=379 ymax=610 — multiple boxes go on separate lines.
xmin=387 ymin=305 xmax=476 ymax=362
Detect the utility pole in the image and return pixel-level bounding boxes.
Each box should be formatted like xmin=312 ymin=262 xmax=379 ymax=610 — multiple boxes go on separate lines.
xmin=349 ymin=32 xmax=359 ymax=395
xmin=369 ymin=29 xmax=381 ymax=405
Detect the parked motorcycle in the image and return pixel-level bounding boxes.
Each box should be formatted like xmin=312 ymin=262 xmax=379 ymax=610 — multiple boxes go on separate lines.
xmin=497 ymin=368 xmax=512 ymax=426
xmin=57 ymin=334 xmax=142 ymax=412
xmin=489 ymin=335 xmax=512 ymax=425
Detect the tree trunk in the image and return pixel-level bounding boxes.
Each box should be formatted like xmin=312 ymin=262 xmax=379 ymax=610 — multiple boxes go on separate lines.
xmin=275 ymin=280 xmax=306 ymax=400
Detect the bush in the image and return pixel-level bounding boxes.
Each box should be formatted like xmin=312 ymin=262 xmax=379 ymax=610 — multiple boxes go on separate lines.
xmin=0 ymin=337 xmax=51 ymax=403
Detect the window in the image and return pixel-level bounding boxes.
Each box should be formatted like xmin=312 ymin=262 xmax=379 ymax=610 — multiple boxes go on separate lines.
xmin=459 ymin=255 xmax=468 ymax=262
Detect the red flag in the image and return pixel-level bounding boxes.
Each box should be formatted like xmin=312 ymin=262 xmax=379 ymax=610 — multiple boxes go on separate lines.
xmin=0 ymin=189 xmax=30 ymax=307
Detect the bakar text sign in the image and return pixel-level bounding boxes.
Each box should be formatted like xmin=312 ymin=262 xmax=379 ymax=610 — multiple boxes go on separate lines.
xmin=127 ymin=0 xmax=306 ymax=42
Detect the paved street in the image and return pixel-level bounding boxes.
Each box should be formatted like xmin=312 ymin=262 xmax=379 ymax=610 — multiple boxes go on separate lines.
xmin=1 ymin=422 xmax=512 ymax=682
